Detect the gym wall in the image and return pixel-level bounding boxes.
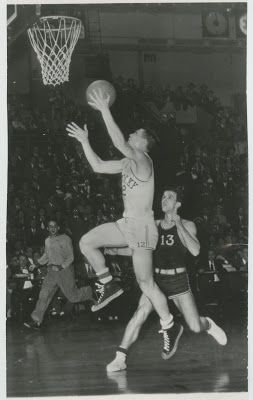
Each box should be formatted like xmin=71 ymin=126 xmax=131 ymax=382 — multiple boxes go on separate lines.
xmin=106 ymin=50 xmax=245 ymax=106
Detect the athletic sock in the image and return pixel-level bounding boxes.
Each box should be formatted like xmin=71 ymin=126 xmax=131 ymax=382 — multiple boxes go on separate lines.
xmin=117 ymin=346 xmax=128 ymax=356
xmin=115 ymin=348 xmax=127 ymax=362
xmin=106 ymin=347 xmax=127 ymax=372
xmin=160 ymin=315 xmax=174 ymax=330
xmin=96 ymin=268 xmax=113 ymax=284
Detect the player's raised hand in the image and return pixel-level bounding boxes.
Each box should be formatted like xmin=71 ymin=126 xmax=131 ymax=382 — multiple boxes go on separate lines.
xmin=171 ymin=203 xmax=181 ymax=224
xmin=66 ymin=122 xmax=89 ymax=143
xmin=88 ymin=88 xmax=110 ymax=111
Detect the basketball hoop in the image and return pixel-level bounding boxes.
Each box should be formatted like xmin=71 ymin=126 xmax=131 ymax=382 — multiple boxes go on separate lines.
xmin=27 ymin=16 xmax=82 ymax=86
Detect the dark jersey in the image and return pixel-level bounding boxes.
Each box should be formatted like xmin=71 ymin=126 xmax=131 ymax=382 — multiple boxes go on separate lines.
xmin=153 ymin=223 xmax=187 ymax=270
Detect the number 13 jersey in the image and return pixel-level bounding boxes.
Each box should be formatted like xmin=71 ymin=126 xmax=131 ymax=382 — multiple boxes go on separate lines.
xmin=153 ymin=223 xmax=187 ymax=270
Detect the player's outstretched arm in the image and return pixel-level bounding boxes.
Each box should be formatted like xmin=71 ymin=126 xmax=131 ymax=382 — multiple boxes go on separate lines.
xmin=88 ymin=89 xmax=137 ymax=159
xmin=66 ymin=122 xmax=126 ymax=174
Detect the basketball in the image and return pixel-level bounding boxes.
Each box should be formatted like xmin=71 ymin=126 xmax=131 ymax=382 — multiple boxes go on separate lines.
xmin=86 ymin=80 xmax=116 ymax=108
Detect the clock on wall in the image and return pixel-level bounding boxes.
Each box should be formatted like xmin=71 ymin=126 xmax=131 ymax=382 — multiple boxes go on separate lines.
xmin=202 ymin=11 xmax=229 ymax=37
xmin=236 ymin=12 xmax=247 ymax=37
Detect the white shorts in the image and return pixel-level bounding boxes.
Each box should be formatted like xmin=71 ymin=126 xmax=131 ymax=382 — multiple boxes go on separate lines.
xmin=116 ymin=217 xmax=158 ymax=250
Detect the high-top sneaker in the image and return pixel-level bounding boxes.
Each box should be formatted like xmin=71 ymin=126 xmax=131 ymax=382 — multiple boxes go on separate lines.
xmin=106 ymin=352 xmax=127 ymax=372
xmin=159 ymin=323 xmax=184 ymax=360
xmin=91 ymin=280 xmax=123 ymax=312
xmin=206 ymin=317 xmax=227 ymax=345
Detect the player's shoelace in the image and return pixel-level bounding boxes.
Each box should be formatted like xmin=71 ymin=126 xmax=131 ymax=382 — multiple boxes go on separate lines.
xmin=95 ymin=282 xmax=105 ymax=303
xmin=159 ymin=329 xmax=170 ymax=352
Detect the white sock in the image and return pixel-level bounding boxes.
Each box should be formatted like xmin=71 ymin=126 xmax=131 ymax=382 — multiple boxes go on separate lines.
xmin=116 ymin=351 xmax=126 ymax=362
xmin=160 ymin=315 xmax=174 ymax=330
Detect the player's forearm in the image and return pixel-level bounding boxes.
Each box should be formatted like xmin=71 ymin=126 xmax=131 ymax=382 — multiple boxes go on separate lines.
xmin=101 ymin=108 xmax=125 ymax=149
xmin=81 ymin=140 xmax=104 ymax=173
xmin=176 ymin=221 xmax=200 ymax=256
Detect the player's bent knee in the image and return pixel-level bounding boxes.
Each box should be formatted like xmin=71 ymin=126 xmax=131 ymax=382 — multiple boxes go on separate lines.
xmin=79 ymin=235 xmax=94 ymax=253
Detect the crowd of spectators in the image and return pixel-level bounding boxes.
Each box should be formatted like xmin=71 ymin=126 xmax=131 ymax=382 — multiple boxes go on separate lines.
xmin=113 ymin=76 xmax=247 ymax=143
xmin=6 ymin=77 xmax=248 ymax=320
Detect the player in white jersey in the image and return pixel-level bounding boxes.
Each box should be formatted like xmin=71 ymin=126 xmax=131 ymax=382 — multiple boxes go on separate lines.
xmin=66 ymin=89 xmax=183 ymax=359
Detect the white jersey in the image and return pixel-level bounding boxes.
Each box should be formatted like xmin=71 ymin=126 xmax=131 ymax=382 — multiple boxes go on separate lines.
xmin=121 ymin=154 xmax=154 ymax=219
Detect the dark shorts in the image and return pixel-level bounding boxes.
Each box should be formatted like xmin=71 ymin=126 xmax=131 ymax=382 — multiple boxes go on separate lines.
xmin=155 ymin=271 xmax=191 ymax=299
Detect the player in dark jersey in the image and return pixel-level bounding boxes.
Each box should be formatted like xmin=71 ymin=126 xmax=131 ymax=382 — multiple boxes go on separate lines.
xmin=106 ymin=186 xmax=227 ymax=372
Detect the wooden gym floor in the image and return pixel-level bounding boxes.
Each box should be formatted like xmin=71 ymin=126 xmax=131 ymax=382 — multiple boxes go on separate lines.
xmin=7 ymin=306 xmax=247 ymax=397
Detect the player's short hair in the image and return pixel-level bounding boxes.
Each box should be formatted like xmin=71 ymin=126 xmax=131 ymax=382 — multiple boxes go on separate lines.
xmin=162 ymin=185 xmax=184 ymax=203
xmin=47 ymin=219 xmax=59 ymax=227
xmin=142 ymin=127 xmax=157 ymax=151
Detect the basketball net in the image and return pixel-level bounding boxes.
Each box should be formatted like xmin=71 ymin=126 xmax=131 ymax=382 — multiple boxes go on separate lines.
xmin=27 ymin=16 xmax=82 ymax=86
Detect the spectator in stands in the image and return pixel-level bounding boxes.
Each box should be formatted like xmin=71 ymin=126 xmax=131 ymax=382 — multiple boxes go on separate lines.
xmin=25 ymin=247 xmax=34 ymax=266
xmin=38 ymin=207 xmax=47 ymax=230
xmin=232 ymin=206 xmax=247 ymax=232
xmin=45 ymin=195 xmax=58 ymax=219
xmin=19 ymin=254 xmax=31 ymax=274
xmin=236 ymin=248 xmax=248 ymax=272
xmin=213 ymin=205 xmax=227 ymax=226
xmin=24 ymin=198 xmax=38 ymax=220
xmin=25 ymin=219 xmax=42 ymax=247
xmin=9 ymin=255 xmax=20 ymax=276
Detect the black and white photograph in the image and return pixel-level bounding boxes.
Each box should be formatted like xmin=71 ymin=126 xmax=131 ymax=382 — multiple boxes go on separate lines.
xmin=4 ymin=1 xmax=249 ymax=398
